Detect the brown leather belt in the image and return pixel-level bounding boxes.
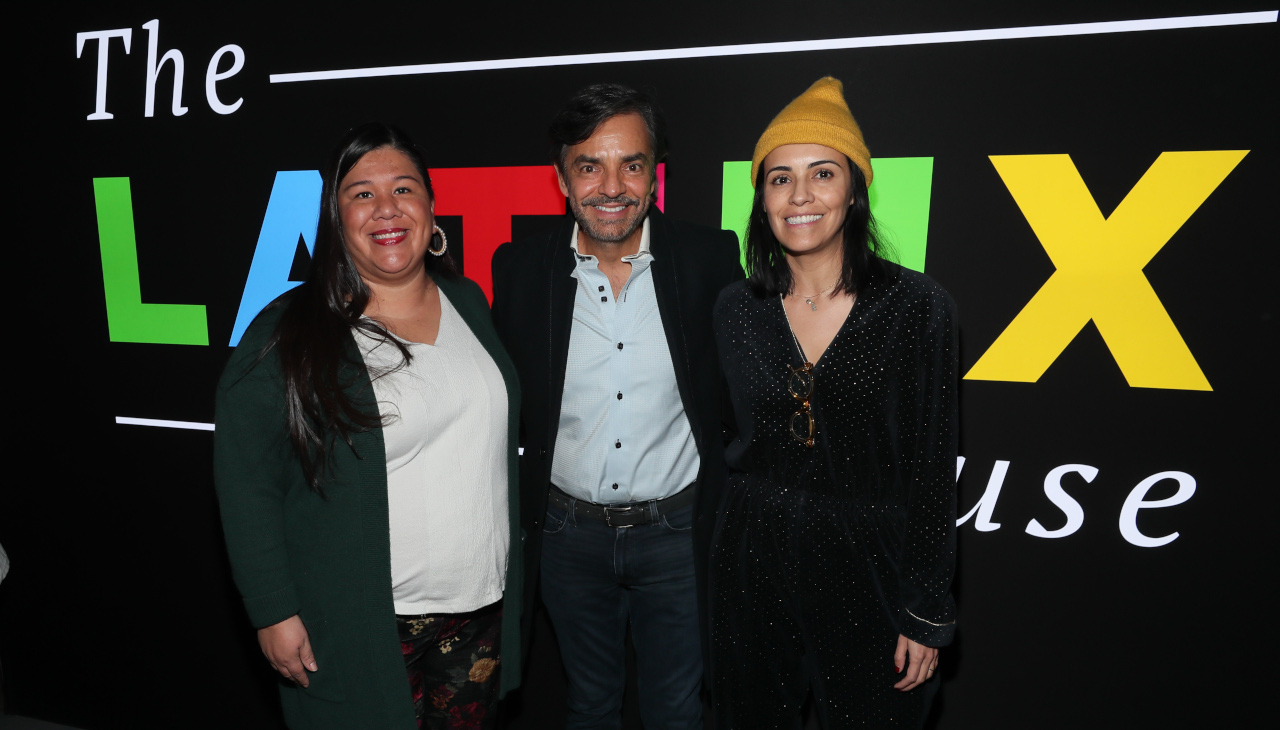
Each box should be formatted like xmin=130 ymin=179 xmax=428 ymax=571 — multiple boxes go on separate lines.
xmin=547 ymin=483 xmax=696 ymax=527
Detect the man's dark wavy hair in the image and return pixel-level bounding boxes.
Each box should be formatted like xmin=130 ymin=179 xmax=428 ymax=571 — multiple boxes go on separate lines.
xmin=548 ymin=83 xmax=667 ymax=175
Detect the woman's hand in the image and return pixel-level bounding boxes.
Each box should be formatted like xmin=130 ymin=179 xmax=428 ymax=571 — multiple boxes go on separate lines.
xmin=258 ymin=614 xmax=318 ymax=687
xmin=892 ymin=634 xmax=938 ymax=691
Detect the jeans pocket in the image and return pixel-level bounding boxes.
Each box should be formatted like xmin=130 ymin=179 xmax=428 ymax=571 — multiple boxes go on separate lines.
xmin=543 ymin=503 xmax=570 ymax=535
xmin=660 ymin=504 xmax=694 ymax=532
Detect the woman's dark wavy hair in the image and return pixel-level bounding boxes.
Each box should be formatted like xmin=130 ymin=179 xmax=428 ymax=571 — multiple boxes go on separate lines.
xmin=744 ymin=159 xmax=891 ymax=299
xmin=266 ymin=122 xmax=456 ymax=493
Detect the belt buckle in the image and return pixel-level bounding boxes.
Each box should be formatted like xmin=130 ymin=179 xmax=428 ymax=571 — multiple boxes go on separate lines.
xmin=603 ymin=505 xmax=634 ymax=527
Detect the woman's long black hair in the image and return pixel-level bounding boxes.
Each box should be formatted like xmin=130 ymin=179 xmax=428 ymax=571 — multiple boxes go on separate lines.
xmin=744 ymin=159 xmax=890 ymax=299
xmin=266 ymin=122 xmax=456 ymax=493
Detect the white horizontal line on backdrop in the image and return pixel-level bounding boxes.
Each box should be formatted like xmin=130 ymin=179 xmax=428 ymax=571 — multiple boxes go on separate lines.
xmin=114 ymin=416 xmax=525 ymax=453
xmin=116 ymin=416 xmax=216 ymax=431
xmin=269 ymin=11 xmax=1277 ymax=83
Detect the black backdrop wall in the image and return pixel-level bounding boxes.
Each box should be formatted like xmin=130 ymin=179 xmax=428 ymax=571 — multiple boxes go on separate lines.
xmin=3 ymin=1 xmax=1276 ymax=727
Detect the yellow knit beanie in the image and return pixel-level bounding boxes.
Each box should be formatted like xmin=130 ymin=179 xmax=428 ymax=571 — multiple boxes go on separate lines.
xmin=751 ymin=76 xmax=872 ymax=188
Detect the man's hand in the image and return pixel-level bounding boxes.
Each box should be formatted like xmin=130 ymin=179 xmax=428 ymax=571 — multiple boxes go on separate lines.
xmin=258 ymin=614 xmax=318 ymax=687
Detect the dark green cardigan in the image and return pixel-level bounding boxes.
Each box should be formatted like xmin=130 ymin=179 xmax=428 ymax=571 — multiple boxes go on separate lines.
xmin=213 ymin=275 xmax=523 ymax=729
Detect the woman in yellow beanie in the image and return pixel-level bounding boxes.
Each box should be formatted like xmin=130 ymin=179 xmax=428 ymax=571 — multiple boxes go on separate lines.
xmin=710 ymin=77 xmax=958 ymax=728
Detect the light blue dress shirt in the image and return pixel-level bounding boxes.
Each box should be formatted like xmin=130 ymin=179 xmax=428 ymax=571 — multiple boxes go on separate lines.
xmin=550 ymin=218 xmax=701 ymax=505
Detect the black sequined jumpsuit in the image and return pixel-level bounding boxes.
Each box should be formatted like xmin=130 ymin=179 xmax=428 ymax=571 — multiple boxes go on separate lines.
xmin=710 ymin=263 xmax=958 ymax=728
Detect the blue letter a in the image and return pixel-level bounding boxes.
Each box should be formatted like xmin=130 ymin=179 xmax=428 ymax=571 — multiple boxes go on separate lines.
xmin=229 ymin=171 xmax=322 ymax=345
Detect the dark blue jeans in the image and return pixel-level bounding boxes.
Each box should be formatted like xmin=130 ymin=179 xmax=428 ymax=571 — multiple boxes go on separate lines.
xmin=541 ymin=498 xmax=703 ymax=730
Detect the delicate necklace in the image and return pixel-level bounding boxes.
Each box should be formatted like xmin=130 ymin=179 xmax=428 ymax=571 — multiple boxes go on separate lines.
xmin=793 ymin=281 xmax=837 ymax=311
xmin=780 ymin=295 xmax=809 ymax=363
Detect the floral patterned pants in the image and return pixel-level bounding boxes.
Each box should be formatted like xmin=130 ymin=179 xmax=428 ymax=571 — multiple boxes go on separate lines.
xmin=396 ymin=601 xmax=502 ymax=730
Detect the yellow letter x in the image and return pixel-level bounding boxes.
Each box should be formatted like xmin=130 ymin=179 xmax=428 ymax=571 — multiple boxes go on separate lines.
xmin=965 ymin=151 xmax=1247 ymax=391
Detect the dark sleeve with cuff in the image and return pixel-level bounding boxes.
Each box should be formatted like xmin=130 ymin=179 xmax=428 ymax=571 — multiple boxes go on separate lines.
xmin=895 ymin=280 xmax=960 ymax=646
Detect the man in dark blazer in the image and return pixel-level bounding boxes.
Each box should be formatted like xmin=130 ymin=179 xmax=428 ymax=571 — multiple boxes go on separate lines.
xmin=491 ymin=83 xmax=742 ymax=727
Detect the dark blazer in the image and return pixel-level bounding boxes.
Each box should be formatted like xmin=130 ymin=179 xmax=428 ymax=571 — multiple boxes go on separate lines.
xmin=490 ymin=208 xmax=743 ymax=656
xmin=214 ymin=275 xmax=523 ymax=729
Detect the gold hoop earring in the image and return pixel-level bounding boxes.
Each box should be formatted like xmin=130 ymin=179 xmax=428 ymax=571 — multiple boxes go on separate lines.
xmin=429 ymin=224 xmax=448 ymax=257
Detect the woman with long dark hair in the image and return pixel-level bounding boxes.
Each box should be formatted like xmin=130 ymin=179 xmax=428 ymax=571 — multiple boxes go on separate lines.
xmin=214 ymin=123 xmax=522 ymax=729
xmin=711 ymin=78 xmax=958 ymax=728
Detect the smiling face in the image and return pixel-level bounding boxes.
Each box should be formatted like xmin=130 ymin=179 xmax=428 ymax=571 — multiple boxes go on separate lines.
xmin=338 ymin=146 xmax=435 ymax=288
xmin=761 ymin=143 xmax=857 ymax=258
xmin=556 ymin=112 xmax=656 ymax=251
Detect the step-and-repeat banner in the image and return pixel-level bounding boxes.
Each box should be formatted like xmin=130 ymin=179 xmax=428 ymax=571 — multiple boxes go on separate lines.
xmin=3 ymin=2 xmax=1275 ymax=727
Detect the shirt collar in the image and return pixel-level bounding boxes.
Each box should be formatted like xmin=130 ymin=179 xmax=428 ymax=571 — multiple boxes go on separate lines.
xmin=569 ymin=216 xmax=653 ymax=262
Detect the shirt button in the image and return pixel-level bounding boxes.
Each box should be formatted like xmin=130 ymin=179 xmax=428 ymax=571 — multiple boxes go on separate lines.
xmin=615 ymin=440 xmax=621 ymax=449
xmin=601 ymin=296 xmax=607 ymax=302
xmin=617 ymin=392 xmax=623 ymax=400
xmin=598 ymin=285 xmax=605 ymax=292
xmin=616 ymin=342 xmax=624 ymax=350
xmin=612 ymin=483 xmax=619 ymax=490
